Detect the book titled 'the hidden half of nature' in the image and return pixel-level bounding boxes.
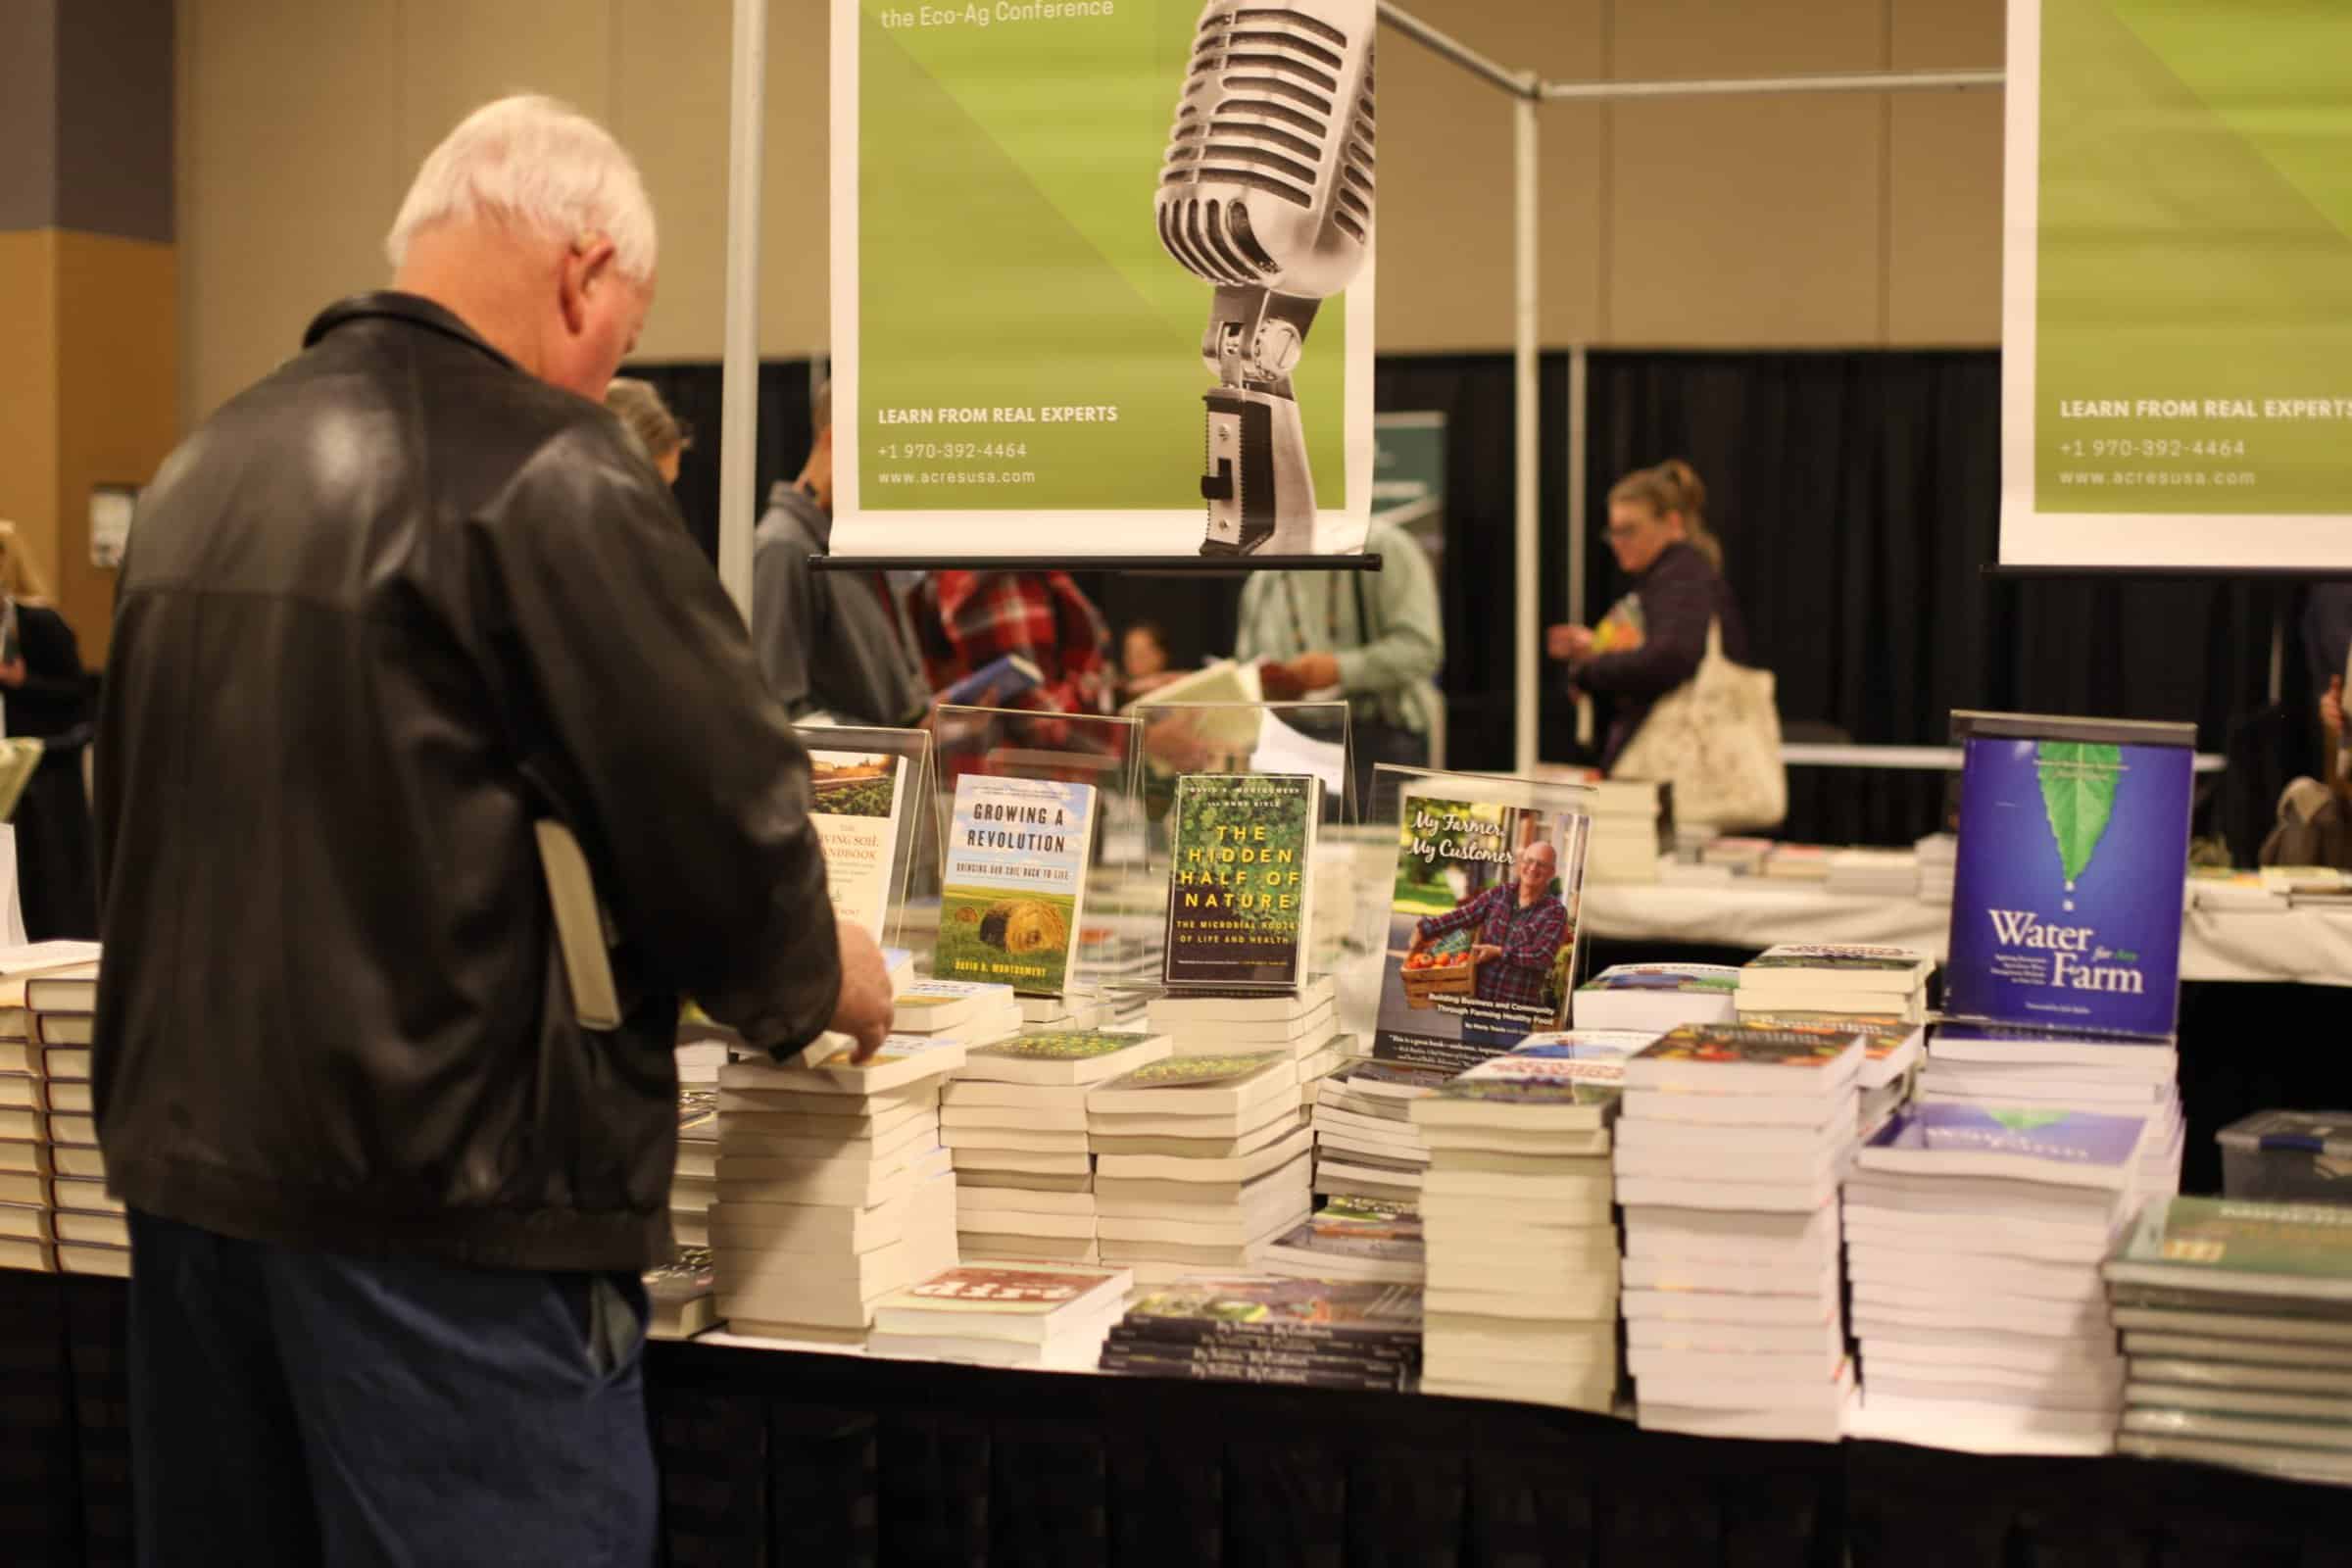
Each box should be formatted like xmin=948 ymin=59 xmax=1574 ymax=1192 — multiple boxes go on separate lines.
xmin=1162 ymin=773 xmax=1320 ymax=991
xmin=936 ymin=775 xmax=1097 ymax=995
xmin=1944 ymin=713 xmax=2195 ymax=1039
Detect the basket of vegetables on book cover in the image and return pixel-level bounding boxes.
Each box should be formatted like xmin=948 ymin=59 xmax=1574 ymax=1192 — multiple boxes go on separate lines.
xmin=1401 ymin=931 xmax=1484 ymax=1008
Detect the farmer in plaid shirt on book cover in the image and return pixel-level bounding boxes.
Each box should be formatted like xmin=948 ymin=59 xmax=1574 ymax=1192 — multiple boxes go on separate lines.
xmin=1407 ymin=839 xmax=1567 ymax=1047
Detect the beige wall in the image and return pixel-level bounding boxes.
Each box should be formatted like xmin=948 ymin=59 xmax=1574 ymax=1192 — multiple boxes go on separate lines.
xmin=177 ymin=0 xmax=2005 ymax=422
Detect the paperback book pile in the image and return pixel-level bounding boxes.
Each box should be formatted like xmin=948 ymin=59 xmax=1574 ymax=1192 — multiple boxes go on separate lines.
xmin=1147 ymin=976 xmax=1348 ymax=1089
xmin=1741 ymin=1013 xmax=1925 ymax=1137
xmin=1310 ymin=1059 xmax=1450 ymax=1203
xmin=707 ymin=1034 xmax=963 ymax=1342
xmin=1843 ymin=1102 xmax=2147 ymax=1454
xmin=1582 ymin=779 xmax=1667 ymax=885
xmin=1410 ymin=1044 xmax=1627 ymax=1411
xmin=646 ymin=1246 xmax=718 ymax=1340
xmin=944 ymin=1027 xmax=1173 ymax=1264
xmin=1920 ymin=1025 xmax=2182 ymax=1198
xmin=896 ymin=979 xmax=1023 ymax=1048
xmin=1826 ymin=848 xmax=1920 ymax=898
xmin=0 ymin=946 xmax=111 ymax=1277
xmin=2106 ymin=1197 xmax=2352 ymax=1484
xmin=1262 ymin=1196 xmax=1424 ymax=1284
xmin=1735 ymin=944 xmax=1933 ymax=1024
xmin=1574 ymin=962 xmax=1738 ymax=1034
xmin=867 ymin=1261 xmax=1132 ymax=1370
xmin=1916 ymin=832 xmax=1958 ymax=904
xmin=1019 ymin=990 xmax=1107 ymax=1030
xmin=1762 ymin=845 xmax=1833 ymax=883
xmin=1612 ymin=1022 xmax=1866 ymax=1441
xmin=1100 ymin=1275 xmax=1422 ymax=1390
xmin=1701 ymin=837 xmax=1772 ymax=876
xmin=671 ymin=1089 xmax=719 ymax=1248
xmin=1085 ymin=1052 xmax=1310 ymax=1286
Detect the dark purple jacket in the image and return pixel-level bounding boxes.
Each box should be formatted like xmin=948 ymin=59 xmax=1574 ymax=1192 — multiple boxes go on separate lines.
xmin=1574 ymin=541 xmax=1750 ymax=770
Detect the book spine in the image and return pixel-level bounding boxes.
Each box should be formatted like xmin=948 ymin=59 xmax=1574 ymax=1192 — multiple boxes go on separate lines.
xmin=1110 ymin=1315 xmax=1421 ymax=1358
xmin=1098 ymin=1348 xmax=1406 ymax=1392
xmin=1105 ymin=1326 xmax=1409 ymax=1378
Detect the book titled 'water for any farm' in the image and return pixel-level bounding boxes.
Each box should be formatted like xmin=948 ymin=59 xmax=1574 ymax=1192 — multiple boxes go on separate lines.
xmin=935 ymin=775 xmax=1098 ymax=996
xmin=1162 ymin=774 xmax=1320 ymax=991
xmin=1944 ymin=714 xmax=2195 ymax=1040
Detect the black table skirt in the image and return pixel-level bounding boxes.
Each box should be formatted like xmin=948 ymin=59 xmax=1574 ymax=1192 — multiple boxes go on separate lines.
xmin=6 ymin=1270 xmax=2349 ymax=1568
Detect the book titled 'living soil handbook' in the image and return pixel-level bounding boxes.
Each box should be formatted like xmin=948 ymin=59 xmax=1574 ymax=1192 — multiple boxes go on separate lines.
xmin=807 ymin=750 xmax=911 ymax=940
xmin=1162 ymin=773 xmax=1320 ymax=990
xmin=936 ymin=775 xmax=1098 ymax=995
xmin=1945 ymin=713 xmax=2195 ymax=1039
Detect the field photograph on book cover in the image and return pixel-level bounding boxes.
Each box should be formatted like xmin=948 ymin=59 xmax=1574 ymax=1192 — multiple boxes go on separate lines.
xmin=1946 ymin=722 xmax=2193 ymax=1039
xmin=936 ymin=774 xmax=1098 ymax=994
xmin=808 ymin=750 xmax=908 ymax=938
xmin=1374 ymin=793 xmax=1589 ymax=1071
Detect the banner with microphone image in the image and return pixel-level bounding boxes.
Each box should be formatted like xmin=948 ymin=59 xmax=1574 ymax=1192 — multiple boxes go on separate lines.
xmin=829 ymin=0 xmax=1376 ymax=560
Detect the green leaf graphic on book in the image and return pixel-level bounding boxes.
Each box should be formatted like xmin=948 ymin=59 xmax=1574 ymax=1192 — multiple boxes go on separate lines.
xmin=1989 ymin=1107 xmax=2070 ymax=1134
xmin=2036 ymin=741 xmax=2121 ymax=886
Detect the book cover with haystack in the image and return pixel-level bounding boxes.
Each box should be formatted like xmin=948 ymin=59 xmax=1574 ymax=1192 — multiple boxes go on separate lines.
xmin=936 ymin=775 xmax=1098 ymax=996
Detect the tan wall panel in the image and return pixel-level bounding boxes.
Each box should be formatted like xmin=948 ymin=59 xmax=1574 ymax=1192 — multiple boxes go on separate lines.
xmin=0 ymin=231 xmax=62 ymax=599
xmin=759 ymin=0 xmax=832 ymax=357
xmin=612 ymin=0 xmax=732 ymax=359
xmin=1887 ymin=92 xmax=2002 ymax=344
xmin=402 ymin=0 xmax=613 ymax=163
xmin=55 ymin=233 xmax=178 ymax=662
xmin=1893 ymin=0 xmax=2005 ymax=67
xmin=177 ymin=0 xmax=406 ymax=421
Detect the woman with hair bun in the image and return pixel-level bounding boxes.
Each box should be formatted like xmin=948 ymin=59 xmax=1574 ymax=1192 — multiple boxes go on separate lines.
xmin=1544 ymin=458 xmax=1748 ymax=770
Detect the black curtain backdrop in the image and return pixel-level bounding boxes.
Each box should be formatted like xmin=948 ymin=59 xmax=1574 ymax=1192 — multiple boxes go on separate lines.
xmin=626 ymin=352 xmax=2311 ymax=849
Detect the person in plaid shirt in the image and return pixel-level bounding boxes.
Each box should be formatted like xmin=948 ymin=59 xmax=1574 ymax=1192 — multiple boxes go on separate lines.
xmin=907 ymin=570 xmax=1112 ymax=717
xmin=1408 ymin=839 xmax=1567 ymax=1046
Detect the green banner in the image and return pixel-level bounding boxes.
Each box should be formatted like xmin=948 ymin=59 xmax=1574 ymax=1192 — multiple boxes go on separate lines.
xmin=831 ymin=0 xmax=1376 ymax=558
xmin=2005 ymin=0 xmax=2352 ymax=565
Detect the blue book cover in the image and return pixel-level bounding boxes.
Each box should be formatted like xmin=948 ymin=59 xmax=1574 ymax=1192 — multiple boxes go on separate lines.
xmin=1509 ymin=1030 xmax=1658 ymax=1061
xmin=1864 ymin=1102 xmax=2147 ymax=1175
xmin=937 ymin=654 xmax=1043 ymax=710
xmin=1944 ymin=731 xmax=2192 ymax=1038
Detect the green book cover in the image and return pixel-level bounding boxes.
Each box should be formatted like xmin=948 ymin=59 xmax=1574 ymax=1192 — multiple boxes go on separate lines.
xmin=2117 ymin=1199 xmax=2352 ymax=1284
xmin=1097 ymin=1051 xmax=1290 ymax=1093
xmin=1161 ymin=773 xmax=1318 ymax=990
xmin=973 ymin=1029 xmax=1160 ymax=1063
xmin=1635 ymin=1024 xmax=1861 ymax=1070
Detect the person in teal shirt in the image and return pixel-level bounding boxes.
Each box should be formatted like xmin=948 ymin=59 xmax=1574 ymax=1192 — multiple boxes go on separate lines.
xmin=1235 ymin=516 xmax=1444 ymax=816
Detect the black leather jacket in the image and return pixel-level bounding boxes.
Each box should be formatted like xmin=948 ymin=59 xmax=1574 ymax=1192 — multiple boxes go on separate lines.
xmin=92 ymin=293 xmax=842 ymax=1271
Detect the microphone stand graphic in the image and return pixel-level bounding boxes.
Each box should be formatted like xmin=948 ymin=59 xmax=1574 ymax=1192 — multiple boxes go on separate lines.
xmin=1157 ymin=2 xmax=1375 ymax=558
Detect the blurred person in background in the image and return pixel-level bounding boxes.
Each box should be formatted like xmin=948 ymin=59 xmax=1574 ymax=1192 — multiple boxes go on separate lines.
xmin=909 ymin=568 xmax=1113 ymax=717
xmin=1119 ymin=618 xmax=1185 ymax=700
xmin=1546 ymin=458 xmax=1747 ymax=771
xmin=751 ymin=380 xmax=929 ymax=725
xmin=604 ymin=376 xmax=690 ymax=485
xmin=0 ymin=521 xmax=94 ymax=939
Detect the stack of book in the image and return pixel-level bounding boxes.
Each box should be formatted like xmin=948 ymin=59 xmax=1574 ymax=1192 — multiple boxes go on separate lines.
xmin=1843 ymin=1102 xmax=2146 ymax=1453
xmin=1261 ymin=1196 xmax=1424 ymax=1284
xmin=0 ymin=951 xmax=114 ymax=1277
xmin=1410 ymin=1046 xmax=1626 ymax=1411
xmin=897 ymin=978 xmax=1024 ymax=1046
xmin=1612 ymin=1022 xmax=1865 ymax=1441
xmin=646 ymin=1246 xmax=719 ymax=1340
xmin=1915 ymin=832 xmax=1958 ymax=904
xmin=867 ymin=1260 xmax=1133 ymax=1369
xmin=1826 ymin=848 xmax=1921 ymax=898
xmin=1735 ymin=944 xmax=1933 ymax=1024
xmin=1018 ymin=989 xmax=1107 ymax=1032
xmin=1147 ymin=978 xmax=1348 ymax=1095
xmin=1740 ymin=1013 xmax=1925 ymax=1137
xmin=1919 ymin=1024 xmax=2182 ymax=1199
xmin=1573 ymin=962 xmax=1739 ymax=1034
xmin=1762 ymin=844 xmax=1834 ymax=883
xmin=1099 ymin=1275 xmax=1422 ymax=1390
xmin=1701 ymin=837 xmax=1773 ymax=876
xmin=671 ymin=1088 xmax=719 ymax=1247
xmin=2107 ymin=1197 xmax=2352 ymax=1483
xmin=707 ymin=1034 xmax=963 ymax=1342
xmin=1085 ymin=1052 xmax=1310 ymax=1286
xmin=1582 ymin=779 xmax=1667 ymax=885
xmin=944 ymin=1027 xmax=1173 ymax=1264
xmin=1309 ymin=1059 xmax=1449 ymax=1204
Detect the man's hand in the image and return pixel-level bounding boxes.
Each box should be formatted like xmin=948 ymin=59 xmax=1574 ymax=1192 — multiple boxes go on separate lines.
xmin=2325 ymin=675 xmax=2344 ymax=743
xmin=0 ymin=659 xmax=26 ymax=690
xmin=1286 ymin=651 xmax=1342 ymax=692
xmin=1470 ymin=943 xmax=1504 ymax=965
xmin=825 ymin=914 xmax=896 ymax=1063
xmin=1545 ymin=624 xmax=1592 ymax=662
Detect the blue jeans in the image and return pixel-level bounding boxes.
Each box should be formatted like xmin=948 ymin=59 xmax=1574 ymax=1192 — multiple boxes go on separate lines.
xmin=125 ymin=1209 xmax=657 ymax=1567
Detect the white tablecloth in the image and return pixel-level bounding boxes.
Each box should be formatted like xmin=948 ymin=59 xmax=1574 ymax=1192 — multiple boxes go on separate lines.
xmin=1580 ymin=883 xmax=2352 ymax=988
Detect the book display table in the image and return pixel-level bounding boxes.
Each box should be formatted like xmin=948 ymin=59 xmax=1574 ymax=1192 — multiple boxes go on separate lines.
xmin=4 ymin=1266 xmax=2346 ymax=1568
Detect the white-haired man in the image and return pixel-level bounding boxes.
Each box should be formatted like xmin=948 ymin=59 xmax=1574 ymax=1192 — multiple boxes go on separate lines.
xmin=92 ymin=96 xmax=892 ymax=1564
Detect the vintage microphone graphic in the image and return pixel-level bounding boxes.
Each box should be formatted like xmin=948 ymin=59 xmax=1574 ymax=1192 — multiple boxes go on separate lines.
xmin=1156 ymin=2 xmax=1375 ymax=557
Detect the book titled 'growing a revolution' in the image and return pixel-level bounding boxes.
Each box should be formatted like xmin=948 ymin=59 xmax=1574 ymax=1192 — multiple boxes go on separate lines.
xmin=1944 ymin=712 xmax=2195 ymax=1040
xmin=935 ymin=775 xmax=1097 ymax=995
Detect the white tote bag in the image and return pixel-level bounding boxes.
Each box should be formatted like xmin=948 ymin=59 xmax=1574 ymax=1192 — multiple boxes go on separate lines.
xmin=1610 ymin=620 xmax=1787 ymax=833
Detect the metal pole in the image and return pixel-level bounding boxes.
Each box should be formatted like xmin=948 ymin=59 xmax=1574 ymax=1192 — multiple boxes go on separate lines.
xmin=716 ymin=0 xmax=768 ymax=624
xmin=1542 ymin=68 xmax=2002 ymax=102
xmin=1377 ymin=2 xmax=1538 ymax=99
xmin=1512 ymin=89 xmax=1540 ymax=774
